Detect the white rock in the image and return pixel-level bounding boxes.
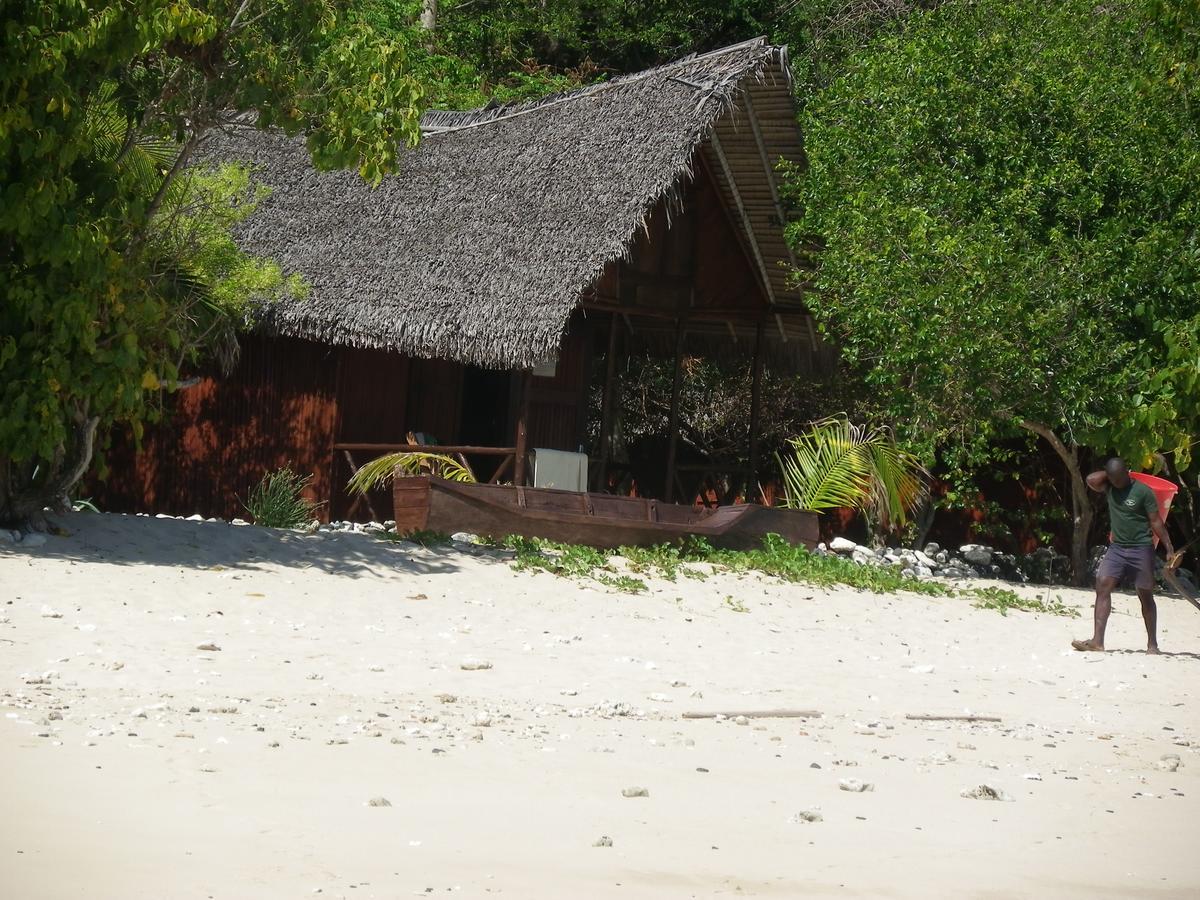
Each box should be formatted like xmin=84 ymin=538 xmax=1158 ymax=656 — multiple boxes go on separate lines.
xmin=648 ymin=693 xmax=672 ymax=703
xmin=829 ymin=536 xmax=858 ymax=553
xmin=460 ymin=659 xmax=492 ymax=671
xmin=838 ymin=778 xmax=874 ymax=792
xmin=961 ymin=784 xmax=1013 ymax=801
xmin=734 ymin=715 xmax=750 ymax=726
xmin=621 ymin=786 xmax=649 ymax=798
xmin=367 ymin=797 xmax=392 ymax=807
xmin=592 ymin=835 xmax=613 ymax=847
xmin=1021 ymin=772 xmax=1042 ymax=781
xmin=40 ymin=605 xmax=63 ymax=618
xmin=788 ymin=809 xmax=823 ymax=824
xmin=196 ymin=642 xmax=221 ymax=652
xmin=909 ymin=664 xmax=935 ymax=674
xmin=471 ymin=712 xmax=493 ymax=727
xmin=915 ymin=550 xmax=939 ymax=569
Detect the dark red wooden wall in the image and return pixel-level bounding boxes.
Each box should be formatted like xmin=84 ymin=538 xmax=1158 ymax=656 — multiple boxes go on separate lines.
xmin=91 ymin=335 xmax=341 ymax=521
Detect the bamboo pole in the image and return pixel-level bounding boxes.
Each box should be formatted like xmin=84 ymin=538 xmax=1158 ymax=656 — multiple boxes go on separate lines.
xmin=595 ymin=311 xmax=621 ymax=491
xmin=513 ymin=370 xmax=532 ymax=486
xmin=747 ymin=318 xmax=765 ymax=501
xmin=664 ymin=317 xmax=686 ymax=502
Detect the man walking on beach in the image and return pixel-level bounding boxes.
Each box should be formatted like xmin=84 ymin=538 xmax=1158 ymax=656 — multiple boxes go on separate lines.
xmin=1073 ymin=458 xmax=1176 ymax=654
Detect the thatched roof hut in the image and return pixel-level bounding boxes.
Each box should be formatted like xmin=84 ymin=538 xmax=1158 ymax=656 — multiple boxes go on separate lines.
xmin=203 ymin=37 xmax=820 ymax=372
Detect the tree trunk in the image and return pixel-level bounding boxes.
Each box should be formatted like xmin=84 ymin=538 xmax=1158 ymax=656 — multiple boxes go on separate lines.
xmin=420 ymin=0 xmax=437 ymax=32
xmin=0 ymin=408 xmax=99 ymax=531
xmin=1020 ymin=420 xmax=1093 ymax=586
xmin=1162 ymin=454 xmax=1195 ymax=568
xmin=908 ymin=489 xmax=938 ymax=551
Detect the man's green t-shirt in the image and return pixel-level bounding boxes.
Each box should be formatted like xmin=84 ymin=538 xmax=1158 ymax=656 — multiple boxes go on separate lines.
xmin=1108 ymin=481 xmax=1159 ymax=547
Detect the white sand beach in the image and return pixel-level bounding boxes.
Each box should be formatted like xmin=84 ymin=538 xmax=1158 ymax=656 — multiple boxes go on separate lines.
xmin=1 ymin=512 xmax=1197 ymax=899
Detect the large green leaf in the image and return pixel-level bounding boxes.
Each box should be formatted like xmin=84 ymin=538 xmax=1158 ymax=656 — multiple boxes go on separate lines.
xmin=779 ymin=415 xmax=927 ymax=528
xmin=348 ymin=451 xmax=478 ymax=495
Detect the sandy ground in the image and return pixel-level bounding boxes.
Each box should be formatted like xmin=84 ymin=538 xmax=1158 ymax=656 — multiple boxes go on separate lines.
xmin=1 ymin=512 xmax=1198 ymax=899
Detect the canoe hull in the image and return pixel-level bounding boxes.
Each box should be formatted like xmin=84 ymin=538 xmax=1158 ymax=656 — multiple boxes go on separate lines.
xmin=393 ymin=476 xmax=817 ymax=551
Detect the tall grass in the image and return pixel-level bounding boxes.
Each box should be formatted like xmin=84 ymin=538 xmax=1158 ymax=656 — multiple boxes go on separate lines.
xmin=244 ymin=467 xmax=320 ymax=528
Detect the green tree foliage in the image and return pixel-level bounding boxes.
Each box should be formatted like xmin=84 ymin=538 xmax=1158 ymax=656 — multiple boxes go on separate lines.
xmin=792 ymin=0 xmax=1200 ymax=580
xmin=353 ymin=0 xmax=801 ymax=108
xmin=0 ymin=1 xmax=422 ymax=526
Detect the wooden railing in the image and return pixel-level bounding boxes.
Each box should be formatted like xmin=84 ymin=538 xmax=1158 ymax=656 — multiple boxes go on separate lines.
xmin=332 ymin=443 xmax=519 ymax=521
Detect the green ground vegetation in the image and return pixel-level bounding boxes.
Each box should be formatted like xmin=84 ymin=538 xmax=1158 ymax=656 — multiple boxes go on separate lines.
xmin=383 ymin=530 xmax=1075 ymax=616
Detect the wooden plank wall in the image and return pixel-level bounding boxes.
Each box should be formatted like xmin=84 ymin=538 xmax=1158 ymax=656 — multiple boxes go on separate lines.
xmin=90 ymin=335 xmax=341 ymax=521
xmin=91 ymin=336 xmax=476 ymax=522
xmin=527 ymin=322 xmax=590 ymax=453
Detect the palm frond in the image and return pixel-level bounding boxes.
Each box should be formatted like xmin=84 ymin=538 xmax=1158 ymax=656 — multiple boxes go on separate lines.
xmin=84 ymin=80 xmax=183 ymax=201
xmin=348 ymin=452 xmax=477 ymax=495
xmin=778 ymin=416 xmax=927 ymax=529
xmin=778 ymin=416 xmax=874 ymax=511
xmin=864 ymin=433 xmax=927 ymax=529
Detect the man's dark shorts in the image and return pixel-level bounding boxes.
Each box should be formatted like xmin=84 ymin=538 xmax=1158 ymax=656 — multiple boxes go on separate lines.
xmin=1098 ymin=544 xmax=1157 ymax=591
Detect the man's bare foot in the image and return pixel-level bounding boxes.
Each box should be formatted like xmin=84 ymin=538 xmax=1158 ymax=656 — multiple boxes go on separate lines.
xmin=1071 ymin=639 xmax=1105 ymax=652
xmin=1147 ymin=645 xmax=1161 ymax=655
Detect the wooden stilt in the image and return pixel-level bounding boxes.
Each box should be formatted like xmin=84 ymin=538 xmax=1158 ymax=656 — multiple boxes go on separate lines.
xmin=747 ymin=318 xmax=765 ymax=503
xmin=595 ymin=312 xmax=621 ymax=491
xmin=664 ymin=318 xmax=686 ymax=502
xmin=513 ymin=370 xmax=532 ymax=486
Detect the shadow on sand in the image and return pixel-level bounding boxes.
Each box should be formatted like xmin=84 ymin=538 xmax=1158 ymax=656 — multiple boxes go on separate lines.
xmin=0 ymin=511 xmax=498 ymax=580
xmin=1106 ymin=648 xmax=1200 ymax=661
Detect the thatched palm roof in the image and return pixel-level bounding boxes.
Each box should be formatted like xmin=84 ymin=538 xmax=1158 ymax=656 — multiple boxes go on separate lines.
xmin=203 ymin=38 xmax=811 ymax=370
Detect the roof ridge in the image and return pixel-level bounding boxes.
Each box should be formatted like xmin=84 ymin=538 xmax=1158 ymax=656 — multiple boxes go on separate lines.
xmin=420 ymin=37 xmax=774 ymax=137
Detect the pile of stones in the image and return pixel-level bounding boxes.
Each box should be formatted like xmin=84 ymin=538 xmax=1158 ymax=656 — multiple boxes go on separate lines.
xmin=821 ymin=537 xmax=1071 ymax=585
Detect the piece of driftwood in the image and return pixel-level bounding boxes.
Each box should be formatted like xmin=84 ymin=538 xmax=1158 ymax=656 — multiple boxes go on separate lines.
xmin=906 ymin=714 xmax=1002 ymax=723
xmin=682 ymin=709 xmax=823 ymax=720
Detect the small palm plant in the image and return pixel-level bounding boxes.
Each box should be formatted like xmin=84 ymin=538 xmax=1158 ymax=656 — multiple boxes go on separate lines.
xmin=244 ymin=467 xmax=321 ymax=528
xmin=348 ymin=451 xmax=477 ymax=495
xmin=778 ymin=416 xmax=927 ymax=532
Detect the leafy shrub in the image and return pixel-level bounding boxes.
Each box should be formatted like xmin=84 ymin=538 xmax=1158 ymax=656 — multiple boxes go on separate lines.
xmin=244 ymin=467 xmax=320 ymax=528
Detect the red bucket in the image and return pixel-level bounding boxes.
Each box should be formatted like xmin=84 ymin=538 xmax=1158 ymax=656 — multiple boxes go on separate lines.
xmin=1130 ymin=472 xmax=1178 ymax=547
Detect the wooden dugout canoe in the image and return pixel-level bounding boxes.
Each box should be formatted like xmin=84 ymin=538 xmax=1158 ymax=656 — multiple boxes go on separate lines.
xmin=392 ymin=476 xmax=819 ymax=551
